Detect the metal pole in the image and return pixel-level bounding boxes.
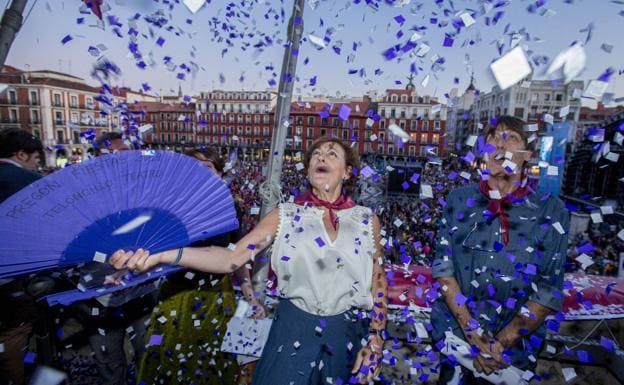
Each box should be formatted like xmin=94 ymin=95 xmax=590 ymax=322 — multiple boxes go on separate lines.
xmin=252 ymin=0 xmax=305 ymax=296
xmin=0 ymin=0 xmax=28 ymax=69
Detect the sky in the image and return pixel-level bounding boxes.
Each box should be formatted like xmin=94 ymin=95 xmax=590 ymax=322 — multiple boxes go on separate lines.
xmin=4 ymin=0 xmax=624 ymax=103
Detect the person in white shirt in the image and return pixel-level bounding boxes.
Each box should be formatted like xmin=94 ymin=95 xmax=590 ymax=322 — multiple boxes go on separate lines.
xmin=110 ymin=137 xmax=388 ymax=384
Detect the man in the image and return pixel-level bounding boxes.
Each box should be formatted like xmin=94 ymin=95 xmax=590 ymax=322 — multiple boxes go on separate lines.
xmin=431 ymin=116 xmax=569 ymax=384
xmin=0 ymin=128 xmax=42 ymax=201
xmin=0 ymin=128 xmax=43 ymax=385
xmin=72 ymin=132 xmax=157 ymax=385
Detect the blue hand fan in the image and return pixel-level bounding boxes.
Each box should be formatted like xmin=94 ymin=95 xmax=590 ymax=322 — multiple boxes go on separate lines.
xmin=0 ymin=150 xmax=239 ymax=279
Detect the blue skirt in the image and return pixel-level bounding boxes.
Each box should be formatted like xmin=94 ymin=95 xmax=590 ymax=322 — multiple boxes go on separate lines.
xmin=252 ymin=300 xmax=370 ymax=385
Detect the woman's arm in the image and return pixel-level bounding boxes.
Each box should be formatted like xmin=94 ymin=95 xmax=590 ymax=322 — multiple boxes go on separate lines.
xmin=352 ymin=214 xmax=388 ymax=383
xmin=110 ymin=208 xmax=280 ymax=274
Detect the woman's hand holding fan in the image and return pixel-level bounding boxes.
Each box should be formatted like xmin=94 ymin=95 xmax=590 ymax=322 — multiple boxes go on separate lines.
xmin=109 ymin=248 xmax=163 ymax=272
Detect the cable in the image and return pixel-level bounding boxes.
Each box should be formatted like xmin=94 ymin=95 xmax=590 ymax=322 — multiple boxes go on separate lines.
xmin=552 ymin=319 xmax=605 ymax=356
xmin=22 ymin=0 xmax=38 ymax=26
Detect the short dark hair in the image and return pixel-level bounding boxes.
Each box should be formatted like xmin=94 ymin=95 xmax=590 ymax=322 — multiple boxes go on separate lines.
xmin=483 ymin=115 xmax=535 ymax=151
xmin=303 ymin=136 xmax=361 ymax=194
xmin=0 ymin=128 xmax=43 ymax=158
xmin=184 ymin=146 xmax=225 ymax=174
xmin=94 ymin=132 xmax=124 ymax=156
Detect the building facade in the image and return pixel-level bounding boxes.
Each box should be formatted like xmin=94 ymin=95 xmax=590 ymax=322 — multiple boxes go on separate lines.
xmin=376 ymin=88 xmax=447 ymax=158
xmin=0 ymin=65 xmax=109 ymax=165
xmin=471 ymin=79 xmax=584 ymax=134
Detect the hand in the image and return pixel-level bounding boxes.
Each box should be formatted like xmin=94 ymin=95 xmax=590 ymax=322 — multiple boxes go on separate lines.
xmin=249 ymin=297 xmax=266 ymax=320
xmin=103 ymin=269 xmax=127 ymax=286
xmin=109 ymin=248 xmax=161 ymax=273
xmin=351 ymin=335 xmax=383 ymax=384
xmin=466 ymin=333 xmax=507 ymax=368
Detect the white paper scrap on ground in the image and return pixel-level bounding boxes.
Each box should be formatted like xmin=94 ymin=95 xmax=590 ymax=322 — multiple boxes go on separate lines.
xmin=221 ymin=301 xmax=273 ymax=361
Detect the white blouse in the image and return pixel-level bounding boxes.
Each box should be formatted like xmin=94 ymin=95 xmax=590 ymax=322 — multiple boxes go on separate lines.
xmin=270 ymin=202 xmax=376 ymax=316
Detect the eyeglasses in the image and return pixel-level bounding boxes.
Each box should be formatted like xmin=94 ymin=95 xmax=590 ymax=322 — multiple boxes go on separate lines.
xmin=461 ymin=221 xmax=503 ymax=253
xmin=311 ymin=149 xmax=343 ymax=160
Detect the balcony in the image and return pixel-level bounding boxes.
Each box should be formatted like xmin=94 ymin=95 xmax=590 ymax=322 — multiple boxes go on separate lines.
xmin=30 ymin=119 xmax=41 ymax=125
xmin=1 ymin=118 xmax=19 ymax=124
xmin=30 ymin=100 xmax=39 ymax=106
xmin=53 ymin=102 xmax=63 ymax=107
xmin=55 ymin=120 xmax=66 ymax=126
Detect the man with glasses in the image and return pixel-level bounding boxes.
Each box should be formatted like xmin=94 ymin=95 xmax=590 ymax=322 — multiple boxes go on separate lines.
xmin=431 ymin=116 xmax=569 ymax=384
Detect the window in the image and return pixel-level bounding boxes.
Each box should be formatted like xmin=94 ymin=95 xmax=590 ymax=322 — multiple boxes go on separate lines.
xmin=53 ymin=94 xmax=62 ymax=107
xmin=432 ymin=134 xmax=440 ymax=145
xmin=531 ymin=93 xmax=539 ymax=102
xmin=70 ymin=95 xmax=78 ymax=108
xmin=411 ymin=120 xmax=417 ymax=131
xmin=342 ymin=130 xmax=348 ymax=140
xmin=73 ymin=131 xmax=80 ymax=144
xmin=320 ymin=128 xmax=327 ymax=136
xmin=380 ymin=108 xmax=386 ymax=117
xmin=400 ymin=108 xmax=406 ymax=118
xmin=55 ymin=111 xmax=63 ymax=124
xmin=57 ymin=130 xmax=65 ymax=143
xmin=263 ymin=115 xmax=270 ymax=124
xmin=296 ymin=116 xmax=303 ymax=125
xmin=246 ymin=115 xmax=252 ymax=124
xmin=8 ymin=90 xmax=16 ymax=104
xmin=263 ymin=127 xmax=270 ymax=136
xmin=332 ymin=118 xmax=339 ymax=127
xmin=434 ymin=121 xmax=440 ymax=130
xmin=514 ymin=108 xmax=524 ymax=118
xmin=353 ymin=120 xmax=359 ymax=129
xmin=422 ymin=121 xmax=429 ymax=131
xmin=544 ymin=93 xmax=551 ymax=101
xmin=9 ymin=109 xmax=18 ymax=123
xmin=555 ymin=93 xmax=563 ymax=102
xmin=380 ymin=120 xmax=385 ymax=130
xmin=30 ymin=91 xmax=38 ymax=105
xmin=254 ymin=115 xmax=261 ymax=124
xmin=295 ymin=126 xmax=302 ymax=135
xmin=308 ymin=116 xmax=315 ymax=125
xmin=321 ymin=117 xmax=328 ymax=126
xmin=31 ymin=110 xmax=39 ymax=124
xmin=390 ymin=108 xmax=396 ymax=118
xmin=307 ymin=127 xmax=314 ymax=137
xmin=420 ymin=133 xmax=428 ymax=144
xmin=409 ymin=146 xmax=416 ymax=156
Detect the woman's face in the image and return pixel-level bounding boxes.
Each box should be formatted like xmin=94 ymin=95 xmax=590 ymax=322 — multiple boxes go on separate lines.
xmin=307 ymin=142 xmax=350 ymax=193
xmin=484 ymin=124 xmax=531 ymax=177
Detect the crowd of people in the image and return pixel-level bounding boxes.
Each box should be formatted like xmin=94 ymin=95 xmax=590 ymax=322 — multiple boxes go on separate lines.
xmin=1 ymin=122 xmax=623 ymax=385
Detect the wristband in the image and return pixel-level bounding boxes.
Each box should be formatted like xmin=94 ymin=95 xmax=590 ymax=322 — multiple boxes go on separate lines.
xmin=173 ymin=248 xmax=184 ymax=265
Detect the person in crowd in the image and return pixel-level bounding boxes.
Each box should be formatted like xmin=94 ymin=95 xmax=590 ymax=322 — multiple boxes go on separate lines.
xmin=71 ymin=132 xmax=158 ymax=385
xmin=137 ymin=146 xmax=265 ymax=385
xmin=110 ymin=137 xmax=388 ymax=384
xmin=431 ymin=116 xmax=570 ymax=384
xmin=0 ymin=128 xmax=44 ymax=385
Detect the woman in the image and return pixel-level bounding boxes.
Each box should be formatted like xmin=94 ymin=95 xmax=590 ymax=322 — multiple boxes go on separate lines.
xmin=111 ymin=137 xmax=388 ymax=384
xmin=137 ymin=147 xmax=264 ymax=385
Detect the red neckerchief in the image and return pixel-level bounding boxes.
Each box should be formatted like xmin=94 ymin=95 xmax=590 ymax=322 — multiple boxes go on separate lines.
xmin=478 ymin=179 xmax=533 ymax=245
xmin=294 ymin=190 xmax=356 ymax=230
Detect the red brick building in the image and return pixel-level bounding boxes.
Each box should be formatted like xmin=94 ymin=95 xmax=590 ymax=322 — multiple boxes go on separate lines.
xmin=0 ymin=65 xmax=108 ymax=165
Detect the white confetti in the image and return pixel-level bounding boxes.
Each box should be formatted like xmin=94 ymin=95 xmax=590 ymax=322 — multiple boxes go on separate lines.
xmin=183 ymin=0 xmax=205 ymax=13
xmin=546 ymin=43 xmax=586 ymax=84
xmin=490 ymin=46 xmax=532 ymax=90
